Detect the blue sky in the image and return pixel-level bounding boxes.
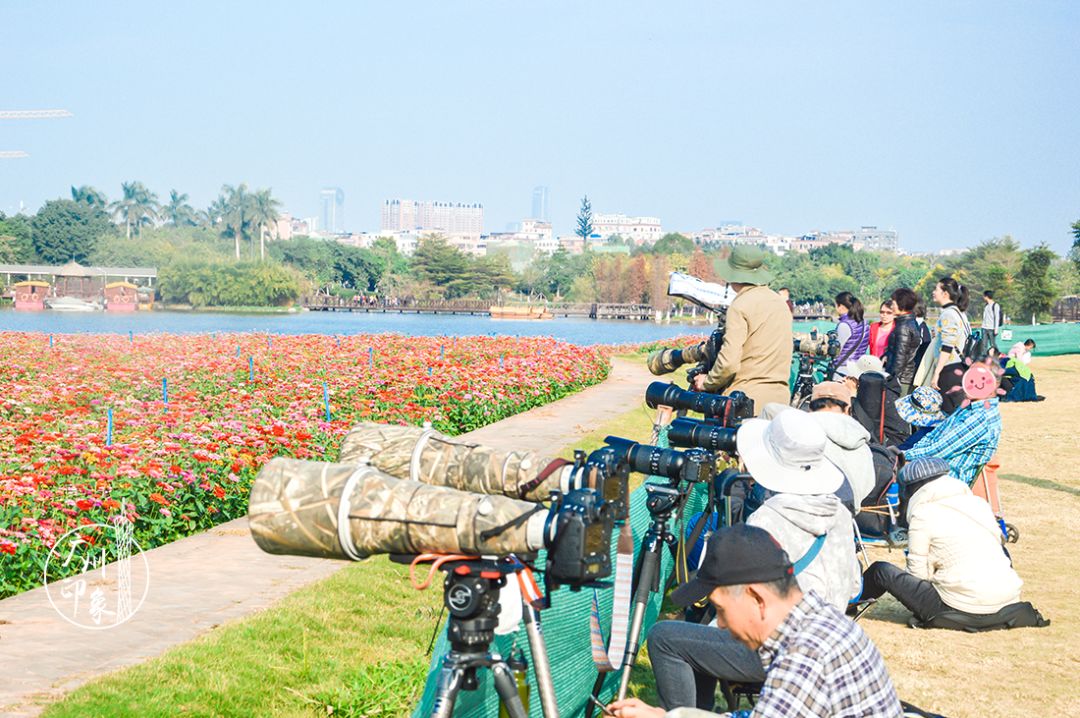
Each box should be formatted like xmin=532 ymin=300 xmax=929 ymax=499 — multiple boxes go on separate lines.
xmin=1 ymin=1 xmax=1078 ymax=253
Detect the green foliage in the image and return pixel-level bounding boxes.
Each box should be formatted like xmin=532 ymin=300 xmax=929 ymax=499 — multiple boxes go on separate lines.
xmin=1070 ymin=219 xmax=1080 ymax=274
xmin=649 ymin=232 xmax=695 ymax=255
xmin=158 ymin=260 xmax=301 ymax=307
xmin=576 ymin=195 xmax=593 ymax=244
xmin=91 ymin=226 xmax=228 ymax=267
xmin=407 ymin=236 xmax=515 ymax=299
xmin=30 ymin=199 xmax=114 ymax=264
xmin=110 ymin=181 xmax=159 ymax=239
xmin=267 ymin=236 xmax=385 ymax=291
xmin=1016 ymin=244 xmax=1058 ymax=321
xmin=0 ymin=213 xmax=36 ymax=263
xmin=70 ymin=185 xmax=109 ymax=211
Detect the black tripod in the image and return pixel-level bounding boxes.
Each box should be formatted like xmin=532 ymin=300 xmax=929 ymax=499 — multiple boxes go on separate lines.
xmin=616 ymin=482 xmax=682 ymax=700
xmin=426 ymin=557 xmax=529 ymax=718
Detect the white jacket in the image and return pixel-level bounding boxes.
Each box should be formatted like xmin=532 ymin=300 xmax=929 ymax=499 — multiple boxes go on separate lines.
xmin=905 ymin=476 xmax=1022 ymax=614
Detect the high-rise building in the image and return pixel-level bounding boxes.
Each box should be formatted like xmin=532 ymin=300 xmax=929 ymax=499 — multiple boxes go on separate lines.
xmin=531 ymin=186 xmax=550 ymax=222
xmin=381 ymin=199 xmax=484 ymax=235
xmin=320 ymin=188 xmax=345 ymax=234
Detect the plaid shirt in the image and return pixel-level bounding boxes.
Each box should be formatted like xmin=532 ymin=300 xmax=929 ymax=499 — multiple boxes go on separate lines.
xmin=667 ymin=591 xmax=901 ymax=718
xmin=903 ymin=398 xmax=1001 ymax=486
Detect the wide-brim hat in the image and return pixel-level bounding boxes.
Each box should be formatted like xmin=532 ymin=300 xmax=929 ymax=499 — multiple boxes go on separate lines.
xmin=735 ymin=413 xmax=843 ymax=495
xmin=718 ymin=245 xmax=775 ymax=285
xmin=895 ymin=386 xmax=946 ymax=426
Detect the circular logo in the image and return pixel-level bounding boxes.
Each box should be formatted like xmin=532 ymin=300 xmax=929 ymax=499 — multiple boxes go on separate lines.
xmin=447 ymin=583 xmax=475 ymax=612
xmin=44 ymin=519 xmax=150 ymax=630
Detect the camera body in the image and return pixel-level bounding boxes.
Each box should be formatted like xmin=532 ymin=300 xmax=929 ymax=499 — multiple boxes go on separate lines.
xmin=565 ymin=447 xmax=631 ymax=521
xmin=645 ymin=381 xmax=755 ymax=426
xmin=685 ymin=312 xmax=728 ymax=384
xmin=545 ymin=487 xmax=614 ymax=587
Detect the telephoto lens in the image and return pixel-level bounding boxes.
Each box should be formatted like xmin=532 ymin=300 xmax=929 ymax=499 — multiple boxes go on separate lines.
xmin=603 ymin=436 xmax=716 ymax=484
xmin=644 ymin=381 xmax=755 ymax=425
xmin=667 ymin=417 xmax=738 ymax=454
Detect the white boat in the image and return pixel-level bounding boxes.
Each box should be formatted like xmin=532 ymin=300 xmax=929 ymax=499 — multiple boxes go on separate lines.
xmin=46 ymin=296 xmax=104 ymax=312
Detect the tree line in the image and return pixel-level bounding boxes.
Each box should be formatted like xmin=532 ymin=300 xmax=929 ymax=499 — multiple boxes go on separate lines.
xmin=1 ymin=187 xmax=1078 ymax=318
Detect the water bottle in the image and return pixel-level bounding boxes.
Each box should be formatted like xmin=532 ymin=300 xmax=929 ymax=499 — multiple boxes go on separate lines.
xmin=499 ymin=648 xmax=530 ymax=718
xmin=885 ymin=481 xmax=900 ymax=510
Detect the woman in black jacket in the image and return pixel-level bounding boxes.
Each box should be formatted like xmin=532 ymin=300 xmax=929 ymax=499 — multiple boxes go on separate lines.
xmin=883 ymin=288 xmax=923 ymax=396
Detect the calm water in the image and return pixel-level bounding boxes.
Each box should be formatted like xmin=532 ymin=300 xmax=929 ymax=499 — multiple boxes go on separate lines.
xmin=0 ymin=308 xmax=833 ymax=346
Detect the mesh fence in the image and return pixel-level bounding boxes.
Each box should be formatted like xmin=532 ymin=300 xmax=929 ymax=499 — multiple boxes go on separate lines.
xmin=413 ymin=427 xmax=710 ymax=717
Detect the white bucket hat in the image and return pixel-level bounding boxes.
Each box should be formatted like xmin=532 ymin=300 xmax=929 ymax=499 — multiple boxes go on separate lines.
xmin=836 ymin=353 xmax=889 ymax=380
xmin=735 ymin=410 xmax=843 ymax=495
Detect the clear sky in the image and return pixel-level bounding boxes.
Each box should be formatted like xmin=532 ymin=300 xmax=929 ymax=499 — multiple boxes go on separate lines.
xmin=1 ymin=1 xmax=1078 ymax=253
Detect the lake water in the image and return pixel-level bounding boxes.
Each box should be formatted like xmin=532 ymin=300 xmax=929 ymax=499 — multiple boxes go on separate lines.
xmin=0 ymin=308 xmax=833 ymax=346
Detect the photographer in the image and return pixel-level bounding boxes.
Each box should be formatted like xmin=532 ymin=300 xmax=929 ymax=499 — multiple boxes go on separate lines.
xmin=644 ymin=411 xmax=862 ymax=713
xmin=689 ymin=246 xmax=792 ymax=410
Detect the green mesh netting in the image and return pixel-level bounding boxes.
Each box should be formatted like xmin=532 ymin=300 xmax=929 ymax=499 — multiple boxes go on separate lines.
xmin=996 ymin=324 xmax=1080 ymax=357
xmin=412 ymin=427 xmax=710 ymax=717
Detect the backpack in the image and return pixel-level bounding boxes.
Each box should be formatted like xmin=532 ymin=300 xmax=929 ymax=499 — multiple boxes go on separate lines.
xmin=855 ymin=443 xmax=901 ymax=538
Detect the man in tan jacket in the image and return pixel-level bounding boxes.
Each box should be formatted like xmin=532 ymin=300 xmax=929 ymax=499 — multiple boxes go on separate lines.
xmin=689 ymin=246 xmax=792 ymax=410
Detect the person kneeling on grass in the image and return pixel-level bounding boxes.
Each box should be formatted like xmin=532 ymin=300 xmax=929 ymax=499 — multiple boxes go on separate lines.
xmin=644 ymin=410 xmax=862 ymax=714
xmin=860 ymin=458 xmax=1049 ymax=631
xmin=608 ymin=525 xmax=902 ymax=718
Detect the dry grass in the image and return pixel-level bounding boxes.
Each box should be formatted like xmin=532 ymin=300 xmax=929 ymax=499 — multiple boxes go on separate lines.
xmin=858 ymin=355 xmax=1080 ymax=717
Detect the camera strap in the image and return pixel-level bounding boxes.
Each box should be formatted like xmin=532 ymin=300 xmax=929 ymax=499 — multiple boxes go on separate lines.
xmin=478 ymin=504 xmax=545 ymax=542
xmin=409 ymin=428 xmax=437 ymax=482
xmin=588 ymin=523 xmax=635 ymax=671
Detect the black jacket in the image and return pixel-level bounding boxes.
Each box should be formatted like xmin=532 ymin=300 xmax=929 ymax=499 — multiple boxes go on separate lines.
xmin=883 ymin=313 xmax=922 ymax=384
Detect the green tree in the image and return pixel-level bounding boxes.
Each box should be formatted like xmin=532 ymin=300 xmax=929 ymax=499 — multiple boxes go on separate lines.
xmin=0 ymin=213 xmax=35 ymax=263
xmin=31 ymin=199 xmax=113 ymax=264
xmin=576 ymin=195 xmax=593 ymax=249
xmin=219 ymin=183 xmax=254 ymax=259
xmin=70 ymin=185 xmax=109 ymax=212
xmin=1070 ymin=219 xmax=1080 ymax=273
xmin=411 ymin=236 xmax=470 ymax=296
xmin=163 ymin=190 xmax=198 ymax=228
xmin=110 ymin=181 xmax=159 ymax=239
xmin=650 ymin=232 xmax=695 ymax=255
xmin=250 ymin=189 xmax=282 ymax=261
xmin=1015 ymin=244 xmax=1058 ymax=322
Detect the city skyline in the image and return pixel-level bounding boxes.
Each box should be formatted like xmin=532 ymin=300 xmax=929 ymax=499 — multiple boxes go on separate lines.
xmin=1 ymin=2 xmax=1078 ymax=253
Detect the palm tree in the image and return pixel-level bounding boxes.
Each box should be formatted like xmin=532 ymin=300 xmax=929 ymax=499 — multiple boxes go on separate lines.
xmin=110 ymin=181 xmax=159 ymax=239
xmin=163 ymin=190 xmax=198 ymax=227
xmin=219 ymin=183 xmax=254 ymax=260
xmin=201 ymin=196 xmax=228 ymax=229
xmin=70 ymin=185 xmax=109 ymax=211
xmin=250 ymin=189 xmax=282 ymax=261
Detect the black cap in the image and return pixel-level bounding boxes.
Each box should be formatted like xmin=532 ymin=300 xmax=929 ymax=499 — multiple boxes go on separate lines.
xmin=670 ymin=525 xmax=794 ymax=607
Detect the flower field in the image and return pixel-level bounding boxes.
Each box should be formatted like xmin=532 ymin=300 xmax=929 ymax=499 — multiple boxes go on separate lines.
xmin=0 ymin=332 xmax=609 ymax=598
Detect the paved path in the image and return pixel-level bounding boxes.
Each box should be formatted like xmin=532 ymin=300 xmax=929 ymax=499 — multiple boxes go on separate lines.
xmin=0 ymin=357 xmax=653 ymax=717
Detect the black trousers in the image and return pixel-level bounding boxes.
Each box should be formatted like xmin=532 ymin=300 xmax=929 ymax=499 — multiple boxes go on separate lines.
xmin=861 ymin=561 xmax=951 ymax=623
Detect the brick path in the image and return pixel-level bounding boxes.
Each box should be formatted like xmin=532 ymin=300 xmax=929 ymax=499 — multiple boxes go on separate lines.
xmin=0 ymin=357 xmax=653 ymax=716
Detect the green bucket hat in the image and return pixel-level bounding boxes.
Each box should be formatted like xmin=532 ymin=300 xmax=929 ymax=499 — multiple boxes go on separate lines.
xmin=718 ymin=245 xmax=775 ymax=285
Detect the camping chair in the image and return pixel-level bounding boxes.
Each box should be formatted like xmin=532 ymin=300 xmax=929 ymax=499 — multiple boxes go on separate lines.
xmin=970 ymin=457 xmax=1019 ymax=544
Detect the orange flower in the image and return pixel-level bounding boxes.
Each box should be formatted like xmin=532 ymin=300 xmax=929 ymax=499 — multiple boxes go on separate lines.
xmin=149 ymin=493 xmax=169 ymax=505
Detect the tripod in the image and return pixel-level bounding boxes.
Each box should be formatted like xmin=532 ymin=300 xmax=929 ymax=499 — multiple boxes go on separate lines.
xmin=426 ymin=557 xmax=529 ymax=718
xmin=616 ymin=482 xmax=682 ymax=700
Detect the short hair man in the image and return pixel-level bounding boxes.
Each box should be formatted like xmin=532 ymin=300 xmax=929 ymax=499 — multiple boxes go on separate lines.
xmin=642 ymin=411 xmax=863 ymax=713
xmin=608 ymin=525 xmax=902 ymax=718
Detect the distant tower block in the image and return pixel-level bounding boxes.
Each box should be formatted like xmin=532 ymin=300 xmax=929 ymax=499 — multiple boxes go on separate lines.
xmin=531 ymin=186 xmax=550 ymax=222
xmin=320 ymin=188 xmax=345 ymax=234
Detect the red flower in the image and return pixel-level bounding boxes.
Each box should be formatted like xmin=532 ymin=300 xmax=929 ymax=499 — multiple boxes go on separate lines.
xmin=149 ymin=493 xmax=169 ymax=505
xmin=75 ymin=499 xmax=94 ymax=511
xmin=212 ymin=485 xmax=226 ymax=499
xmin=0 ymin=542 xmax=16 ymax=555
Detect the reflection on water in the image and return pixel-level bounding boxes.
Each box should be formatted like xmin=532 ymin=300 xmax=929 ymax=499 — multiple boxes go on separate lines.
xmin=0 ymin=308 xmax=833 ymax=346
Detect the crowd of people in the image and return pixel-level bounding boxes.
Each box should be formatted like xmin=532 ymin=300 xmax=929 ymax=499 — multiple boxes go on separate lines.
xmin=625 ymin=246 xmax=1050 ymax=718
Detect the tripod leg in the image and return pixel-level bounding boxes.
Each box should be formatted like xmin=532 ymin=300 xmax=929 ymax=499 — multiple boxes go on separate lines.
xmin=429 ymin=661 xmax=465 ymax=718
xmin=523 ymin=603 xmax=559 ymax=718
xmin=492 ymin=660 xmax=529 ymax=718
xmin=617 ymin=546 xmax=662 ymax=700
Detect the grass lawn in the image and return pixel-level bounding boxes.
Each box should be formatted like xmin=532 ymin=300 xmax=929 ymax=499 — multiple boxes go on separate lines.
xmin=41 ymin=355 xmax=1080 ymax=717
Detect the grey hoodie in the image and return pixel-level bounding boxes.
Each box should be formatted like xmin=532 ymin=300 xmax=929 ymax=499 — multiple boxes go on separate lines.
xmin=812 ymin=411 xmax=876 ymax=507
xmin=747 ymin=493 xmax=861 ymax=610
